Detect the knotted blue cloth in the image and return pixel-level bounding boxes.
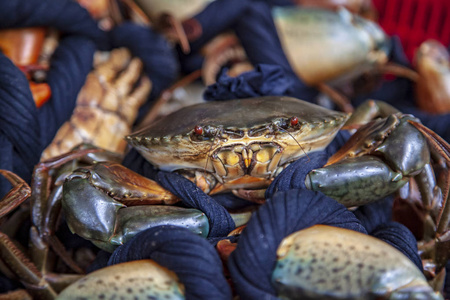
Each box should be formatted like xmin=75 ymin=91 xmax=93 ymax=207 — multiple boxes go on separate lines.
xmin=228 ymin=189 xmax=424 ymax=299
xmin=108 ymin=226 xmax=232 ymax=300
xmin=228 ymin=189 xmax=367 ymax=299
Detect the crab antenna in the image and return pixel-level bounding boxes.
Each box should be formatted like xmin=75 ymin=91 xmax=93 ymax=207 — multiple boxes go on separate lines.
xmin=203 ymin=127 xmax=222 ymax=177
xmin=274 ymin=123 xmax=310 ymax=162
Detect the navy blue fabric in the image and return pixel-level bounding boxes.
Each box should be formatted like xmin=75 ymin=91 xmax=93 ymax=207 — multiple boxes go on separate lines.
xmin=179 ymin=0 xmax=318 ymax=101
xmin=108 ymin=226 xmax=232 ymax=300
xmin=123 ymin=153 xmax=235 ymax=238
xmin=156 ymin=171 xmax=235 ymax=238
xmin=371 ymin=221 xmax=423 ymax=271
xmin=0 ymin=37 xmax=96 ymax=198
xmin=265 ymin=131 xmax=350 ymax=197
xmin=353 ymin=199 xmax=423 ymax=270
xmin=212 ymin=193 xmax=255 ymax=210
xmin=228 ymin=189 xmax=367 ymax=299
xmin=109 ymin=23 xmax=179 ymax=99
xmin=353 ymin=196 xmax=394 ymax=234
xmin=0 ymin=0 xmax=109 ymax=49
xmin=203 ymin=64 xmax=295 ymax=100
xmin=122 ymin=148 xmax=159 ymax=180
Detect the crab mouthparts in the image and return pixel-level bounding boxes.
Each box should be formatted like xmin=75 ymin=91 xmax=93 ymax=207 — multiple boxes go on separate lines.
xmin=212 ymin=143 xmax=282 ymax=179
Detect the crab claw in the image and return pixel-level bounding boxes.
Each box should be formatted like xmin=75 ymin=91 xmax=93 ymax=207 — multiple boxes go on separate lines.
xmin=57 ymin=260 xmax=185 ymax=299
xmin=272 ymin=225 xmax=443 ymax=299
xmin=62 ymin=162 xmax=209 ymax=252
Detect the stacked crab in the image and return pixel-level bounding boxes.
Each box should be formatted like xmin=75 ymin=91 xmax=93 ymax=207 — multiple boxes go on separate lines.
xmin=0 ymin=0 xmax=449 ymax=299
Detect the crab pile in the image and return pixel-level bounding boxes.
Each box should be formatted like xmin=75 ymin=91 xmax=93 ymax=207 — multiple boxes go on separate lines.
xmin=0 ymin=0 xmax=449 ymax=299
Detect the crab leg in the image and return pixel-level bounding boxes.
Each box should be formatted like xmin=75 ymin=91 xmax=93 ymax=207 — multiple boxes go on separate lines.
xmin=341 ymin=99 xmax=400 ymax=130
xmin=377 ymin=62 xmax=419 ymax=82
xmin=317 ymin=82 xmax=354 ymax=113
xmin=408 ymin=121 xmax=450 ymax=276
xmin=0 ymin=170 xmax=58 ymax=299
xmin=409 ymin=121 xmax=450 ymax=235
xmin=0 ymin=170 xmax=31 ymax=217
xmin=30 ymin=147 xmax=106 ymax=274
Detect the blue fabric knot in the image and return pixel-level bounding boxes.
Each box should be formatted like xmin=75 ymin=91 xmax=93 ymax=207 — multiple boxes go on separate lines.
xmin=122 ymin=149 xmax=240 ymax=237
xmin=371 ymin=221 xmax=423 ymax=271
xmin=177 ymin=0 xmax=318 ymax=101
xmin=203 ymin=64 xmax=294 ymax=101
xmin=107 ymin=226 xmax=232 ymax=300
xmin=265 ymin=130 xmax=350 ymax=198
xmin=156 ymin=171 xmax=236 ymax=238
xmin=228 ymin=189 xmax=367 ymax=299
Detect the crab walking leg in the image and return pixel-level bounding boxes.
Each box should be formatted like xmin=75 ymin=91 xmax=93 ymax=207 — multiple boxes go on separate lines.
xmin=30 ymin=147 xmax=107 ymax=274
xmin=409 ymin=121 xmax=450 ymax=235
xmin=408 ymin=121 xmax=450 ymax=275
xmin=0 ymin=170 xmax=31 ymax=216
xmin=0 ymin=232 xmax=57 ymax=299
xmin=0 ymin=170 xmax=57 ymax=299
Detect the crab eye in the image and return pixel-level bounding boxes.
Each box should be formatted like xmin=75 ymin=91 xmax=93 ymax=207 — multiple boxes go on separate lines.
xmin=290 ymin=116 xmax=299 ymax=126
xmin=194 ymin=125 xmax=203 ymax=135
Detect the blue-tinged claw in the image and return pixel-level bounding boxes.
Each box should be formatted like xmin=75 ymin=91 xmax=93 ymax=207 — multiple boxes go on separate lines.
xmin=57 ymin=260 xmax=185 ymax=299
xmin=272 ymin=225 xmax=442 ymax=300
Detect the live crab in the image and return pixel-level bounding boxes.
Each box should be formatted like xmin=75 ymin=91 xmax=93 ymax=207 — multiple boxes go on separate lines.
xmin=0 ymin=96 xmax=449 ymax=299
xmin=54 ymin=97 xmax=448 ymax=253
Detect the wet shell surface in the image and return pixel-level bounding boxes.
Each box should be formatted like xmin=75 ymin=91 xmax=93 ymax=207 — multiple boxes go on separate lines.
xmin=272 ymin=225 xmax=437 ymax=300
xmin=57 ymin=260 xmax=185 ymax=299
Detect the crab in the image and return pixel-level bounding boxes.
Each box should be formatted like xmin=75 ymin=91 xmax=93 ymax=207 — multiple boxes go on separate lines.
xmin=0 ymin=167 xmax=187 ymax=299
xmin=40 ymin=47 xmax=152 ymax=160
xmin=1 ymin=94 xmax=450 ymax=297
xmin=414 ymin=39 xmax=450 ymax=114
xmin=0 ymin=27 xmax=56 ymax=107
xmin=46 ymin=96 xmax=447 ymax=258
xmin=193 ymin=5 xmax=417 ymax=112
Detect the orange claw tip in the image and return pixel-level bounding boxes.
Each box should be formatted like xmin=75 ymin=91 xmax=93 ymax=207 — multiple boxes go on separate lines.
xmin=29 ymin=82 xmax=51 ymax=108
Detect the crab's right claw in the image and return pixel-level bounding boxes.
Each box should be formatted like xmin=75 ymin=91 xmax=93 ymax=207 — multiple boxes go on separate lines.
xmin=61 ymin=162 xmax=210 ymax=252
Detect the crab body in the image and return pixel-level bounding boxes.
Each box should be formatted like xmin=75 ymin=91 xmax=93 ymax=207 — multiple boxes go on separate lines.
xmin=126 ymin=97 xmax=349 ymax=193
xmin=59 ymin=97 xmax=443 ymax=253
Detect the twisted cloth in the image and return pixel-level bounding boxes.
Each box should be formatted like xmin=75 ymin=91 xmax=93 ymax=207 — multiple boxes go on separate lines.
xmin=227 ymin=189 xmax=423 ymax=299
xmin=108 ymin=226 xmax=232 ymax=300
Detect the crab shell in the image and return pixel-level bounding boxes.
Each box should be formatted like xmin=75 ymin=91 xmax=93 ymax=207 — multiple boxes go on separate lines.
xmin=126 ymin=97 xmax=349 ymax=190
